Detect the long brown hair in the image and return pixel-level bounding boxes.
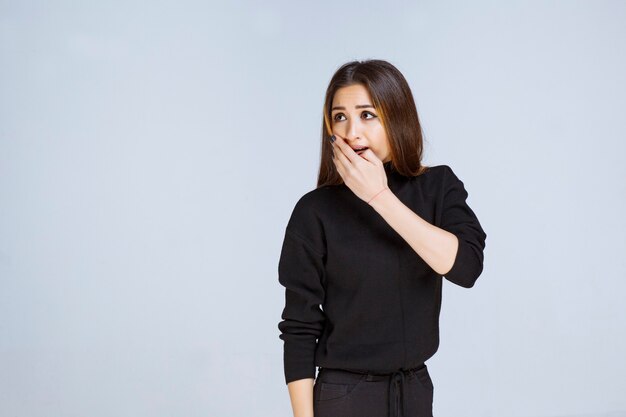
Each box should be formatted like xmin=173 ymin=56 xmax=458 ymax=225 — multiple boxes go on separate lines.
xmin=317 ymin=59 xmax=429 ymax=188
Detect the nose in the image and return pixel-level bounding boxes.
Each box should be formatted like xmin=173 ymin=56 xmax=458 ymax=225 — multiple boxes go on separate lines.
xmin=344 ymin=118 xmax=361 ymax=142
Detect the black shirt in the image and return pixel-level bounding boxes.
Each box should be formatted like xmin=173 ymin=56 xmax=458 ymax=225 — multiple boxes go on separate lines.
xmin=277 ymin=161 xmax=487 ymax=385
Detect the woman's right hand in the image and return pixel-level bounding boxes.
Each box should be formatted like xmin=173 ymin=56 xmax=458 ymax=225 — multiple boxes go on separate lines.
xmin=286 ymin=378 xmax=315 ymax=417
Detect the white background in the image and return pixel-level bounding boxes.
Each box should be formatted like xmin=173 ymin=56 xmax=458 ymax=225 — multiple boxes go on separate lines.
xmin=1 ymin=1 xmax=625 ymax=416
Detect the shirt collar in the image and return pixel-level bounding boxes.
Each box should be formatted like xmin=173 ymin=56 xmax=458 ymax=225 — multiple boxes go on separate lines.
xmin=383 ymin=160 xmax=410 ymax=191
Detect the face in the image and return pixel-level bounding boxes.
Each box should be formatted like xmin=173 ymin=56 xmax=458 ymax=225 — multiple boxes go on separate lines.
xmin=330 ymin=84 xmax=391 ymax=163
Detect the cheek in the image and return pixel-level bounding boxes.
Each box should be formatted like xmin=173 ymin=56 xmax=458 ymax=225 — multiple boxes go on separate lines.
xmin=331 ymin=125 xmax=347 ymax=135
xmin=374 ymin=135 xmax=390 ymax=151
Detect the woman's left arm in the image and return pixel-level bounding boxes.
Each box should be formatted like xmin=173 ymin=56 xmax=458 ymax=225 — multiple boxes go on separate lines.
xmin=369 ymin=165 xmax=487 ymax=288
xmin=331 ymin=136 xmax=487 ymax=288
xmin=369 ymin=188 xmax=458 ymax=275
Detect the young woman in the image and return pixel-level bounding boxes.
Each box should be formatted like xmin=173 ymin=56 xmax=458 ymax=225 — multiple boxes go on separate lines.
xmin=277 ymin=59 xmax=487 ymax=417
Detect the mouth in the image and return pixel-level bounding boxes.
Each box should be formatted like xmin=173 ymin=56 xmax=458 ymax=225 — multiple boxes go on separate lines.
xmin=352 ymin=146 xmax=369 ymax=155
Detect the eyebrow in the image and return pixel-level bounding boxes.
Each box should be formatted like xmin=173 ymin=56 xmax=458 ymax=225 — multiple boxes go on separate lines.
xmin=331 ymin=104 xmax=374 ymax=111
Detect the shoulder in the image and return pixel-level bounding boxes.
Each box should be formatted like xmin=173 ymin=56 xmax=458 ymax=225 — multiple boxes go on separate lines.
xmin=418 ymin=164 xmax=466 ymax=186
xmin=288 ymin=185 xmax=334 ymax=221
xmin=410 ymin=164 xmax=454 ymax=192
xmin=412 ymin=164 xmax=473 ymax=204
xmin=285 ymin=185 xmax=337 ymax=231
xmin=283 ymin=186 xmax=334 ymax=255
xmin=419 ymin=164 xmax=457 ymax=178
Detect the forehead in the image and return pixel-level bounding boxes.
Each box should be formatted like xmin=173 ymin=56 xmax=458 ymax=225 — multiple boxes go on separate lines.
xmin=332 ymin=84 xmax=372 ymax=105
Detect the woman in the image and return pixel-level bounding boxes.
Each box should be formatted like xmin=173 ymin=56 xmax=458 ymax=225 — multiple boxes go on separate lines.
xmin=277 ymin=59 xmax=487 ymax=417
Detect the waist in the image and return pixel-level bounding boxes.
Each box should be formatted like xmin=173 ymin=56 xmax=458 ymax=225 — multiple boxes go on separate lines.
xmin=318 ymin=363 xmax=425 ymax=381
xmin=316 ymin=364 xmax=427 ymax=417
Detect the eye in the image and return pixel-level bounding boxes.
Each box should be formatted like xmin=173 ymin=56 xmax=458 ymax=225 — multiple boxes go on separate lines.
xmin=332 ymin=112 xmax=377 ymax=122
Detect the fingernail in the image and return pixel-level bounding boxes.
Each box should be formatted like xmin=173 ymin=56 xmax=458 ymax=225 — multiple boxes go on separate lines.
xmin=329 ymin=135 xmax=336 ymax=143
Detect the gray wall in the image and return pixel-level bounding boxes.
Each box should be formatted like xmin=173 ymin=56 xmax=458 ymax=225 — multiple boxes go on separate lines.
xmin=1 ymin=1 xmax=625 ymax=416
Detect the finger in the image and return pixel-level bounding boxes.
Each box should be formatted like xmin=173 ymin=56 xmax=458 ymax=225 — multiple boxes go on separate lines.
xmin=332 ymin=149 xmax=346 ymax=179
xmin=358 ymin=148 xmax=383 ymax=165
xmin=333 ymin=134 xmax=358 ymax=164
xmin=333 ymin=140 xmax=352 ymax=174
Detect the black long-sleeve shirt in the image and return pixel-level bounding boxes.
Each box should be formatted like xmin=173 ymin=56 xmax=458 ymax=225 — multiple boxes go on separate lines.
xmin=277 ymin=161 xmax=487 ymax=385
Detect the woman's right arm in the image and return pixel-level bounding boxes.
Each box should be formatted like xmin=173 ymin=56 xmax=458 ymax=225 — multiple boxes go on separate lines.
xmin=277 ymin=196 xmax=327 ymax=416
xmin=286 ymin=378 xmax=315 ymax=417
xmin=277 ymin=226 xmax=325 ymax=413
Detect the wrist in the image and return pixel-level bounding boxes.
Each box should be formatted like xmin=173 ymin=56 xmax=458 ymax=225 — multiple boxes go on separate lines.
xmin=367 ymin=187 xmax=391 ymax=205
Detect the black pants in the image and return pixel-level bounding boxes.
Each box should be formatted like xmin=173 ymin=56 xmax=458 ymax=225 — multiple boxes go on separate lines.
xmin=313 ymin=365 xmax=434 ymax=417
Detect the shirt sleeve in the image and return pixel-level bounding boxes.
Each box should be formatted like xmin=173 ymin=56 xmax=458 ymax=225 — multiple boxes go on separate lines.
xmin=439 ymin=165 xmax=488 ymax=288
xmin=277 ymin=198 xmax=327 ymax=385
